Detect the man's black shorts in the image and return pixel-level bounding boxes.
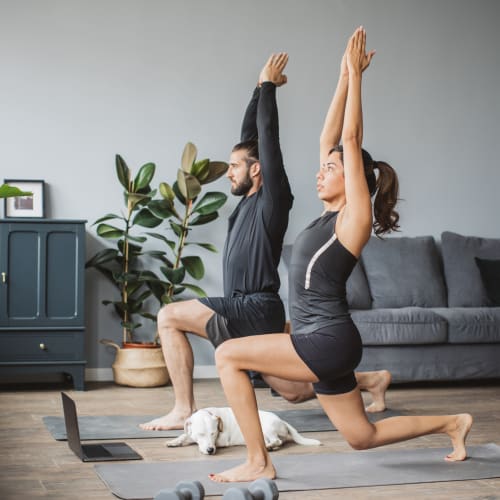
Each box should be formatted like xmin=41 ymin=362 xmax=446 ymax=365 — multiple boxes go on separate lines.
xmin=198 ymin=292 xmax=286 ymax=347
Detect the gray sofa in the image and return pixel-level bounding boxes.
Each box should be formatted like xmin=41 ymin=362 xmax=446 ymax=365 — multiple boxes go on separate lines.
xmin=281 ymin=231 xmax=500 ymax=383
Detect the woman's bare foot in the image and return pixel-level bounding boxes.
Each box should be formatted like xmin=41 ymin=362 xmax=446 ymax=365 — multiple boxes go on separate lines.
xmin=209 ymin=460 xmax=276 ymax=483
xmin=364 ymin=370 xmax=392 ymax=413
xmin=139 ymin=409 xmax=192 ymax=431
xmin=445 ymin=413 xmax=473 ymax=461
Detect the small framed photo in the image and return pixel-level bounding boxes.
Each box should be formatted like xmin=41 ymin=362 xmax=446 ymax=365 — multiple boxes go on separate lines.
xmin=3 ymin=179 xmax=46 ymax=218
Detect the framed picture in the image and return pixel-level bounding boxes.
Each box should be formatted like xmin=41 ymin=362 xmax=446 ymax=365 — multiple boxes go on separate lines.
xmin=3 ymin=179 xmax=46 ymax=218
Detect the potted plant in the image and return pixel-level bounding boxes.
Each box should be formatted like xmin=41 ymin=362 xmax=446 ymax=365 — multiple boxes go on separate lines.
xmin=86 ymin=142 xmax=228 ymax=387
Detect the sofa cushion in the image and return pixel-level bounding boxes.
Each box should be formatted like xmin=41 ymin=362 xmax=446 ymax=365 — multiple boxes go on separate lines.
xmin=351 ymin=307 xmax=448 ymax=345
xmin=433 ymin=307 xmax=500 ymax=344
xmin=361 ymin=236 xmax=447 ymax=308
xmin=475 ymin=258 xmax=500 ymax=306
xmin=441 ymin=232 xmax=500 ymax=307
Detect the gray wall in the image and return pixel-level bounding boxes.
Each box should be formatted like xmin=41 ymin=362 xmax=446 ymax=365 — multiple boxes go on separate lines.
xmin=1 ymin=0 xmax=499 ymax=376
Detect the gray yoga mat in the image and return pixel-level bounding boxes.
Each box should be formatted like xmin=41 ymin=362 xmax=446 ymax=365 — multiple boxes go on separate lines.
xmin=95 ymin=443 xmax=500 ymax=499
xmin=43 ymin=408 xmax=401 ymax=441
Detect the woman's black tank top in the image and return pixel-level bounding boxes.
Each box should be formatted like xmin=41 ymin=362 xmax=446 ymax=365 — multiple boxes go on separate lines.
xmin=288 ymin=211 xmax=358 ymax=334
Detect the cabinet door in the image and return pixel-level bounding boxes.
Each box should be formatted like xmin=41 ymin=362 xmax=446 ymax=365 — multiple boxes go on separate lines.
xmin=0 ymin=222 xmax=85 ymax=327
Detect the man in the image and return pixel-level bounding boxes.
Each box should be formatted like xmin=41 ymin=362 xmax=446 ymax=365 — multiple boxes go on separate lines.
xmin=141 ymin=54 xmax=389 ymax=431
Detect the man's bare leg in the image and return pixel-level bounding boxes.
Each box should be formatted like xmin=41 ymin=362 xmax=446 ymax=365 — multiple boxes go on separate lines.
xmin=355 ymin=370 xmax=392 ymax=413
xmin=140 ymin=300 xmax=214 ymax=430
xmin=263 ymin=369 xmax=391 ymax=412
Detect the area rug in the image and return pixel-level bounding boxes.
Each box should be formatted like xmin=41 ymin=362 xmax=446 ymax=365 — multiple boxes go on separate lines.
xmin=43 ymin=408 xmax=401 ymax=440
xmin=94 ymin=443 xmax=500 ymax=499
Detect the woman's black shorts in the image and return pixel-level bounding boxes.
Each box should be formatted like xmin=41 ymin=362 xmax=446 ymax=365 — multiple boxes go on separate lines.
xmin=291 ymin=321 xmax=362 ymax=395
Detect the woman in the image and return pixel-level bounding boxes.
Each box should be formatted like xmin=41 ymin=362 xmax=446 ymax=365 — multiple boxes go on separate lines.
xmin=210 ymin=27 xmax=473 ymax=483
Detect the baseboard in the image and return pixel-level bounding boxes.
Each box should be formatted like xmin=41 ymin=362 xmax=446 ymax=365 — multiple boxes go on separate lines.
xmin=85 ymin=365 xmax=218 ymax=382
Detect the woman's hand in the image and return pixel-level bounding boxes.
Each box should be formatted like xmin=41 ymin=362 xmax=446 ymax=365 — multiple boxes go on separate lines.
xmin=259 ymin=52 xmax=288 ymax=87
xmin=344 ymin=27 xmax=375 ymax=75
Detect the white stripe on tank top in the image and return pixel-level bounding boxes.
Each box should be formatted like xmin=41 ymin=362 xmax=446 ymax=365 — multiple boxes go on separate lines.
xmin=304 ymin=233 xmax=337 ymax=290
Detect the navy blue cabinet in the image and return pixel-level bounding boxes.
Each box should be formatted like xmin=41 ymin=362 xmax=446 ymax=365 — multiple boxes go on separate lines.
xmin=0 ymin=220 xmax=87 ymax=389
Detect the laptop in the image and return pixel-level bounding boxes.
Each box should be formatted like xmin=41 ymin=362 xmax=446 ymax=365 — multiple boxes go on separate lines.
xmin=61 ymin=392 xmax=142 ymax=462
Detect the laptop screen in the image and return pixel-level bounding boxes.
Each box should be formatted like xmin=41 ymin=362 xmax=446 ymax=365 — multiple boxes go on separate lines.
xmin=61 ymin=392 xmax=84 ymax=458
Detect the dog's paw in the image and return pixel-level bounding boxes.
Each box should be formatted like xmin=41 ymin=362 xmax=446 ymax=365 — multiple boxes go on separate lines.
xmin=165 ymin=435 xmax=187 ymax=447
xmin=265 ymin=438 xmax=283 ymax=451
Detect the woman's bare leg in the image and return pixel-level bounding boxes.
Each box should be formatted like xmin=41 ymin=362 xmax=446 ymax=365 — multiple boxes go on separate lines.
xmin=317 ymin=388 xmax=473 ymax=461
xmin=209 ymin=334 xmax=319 ymax=483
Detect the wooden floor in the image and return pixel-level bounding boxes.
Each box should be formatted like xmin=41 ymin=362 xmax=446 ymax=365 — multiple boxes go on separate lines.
xmin=0 ymin=378 xmax=499 ymax=500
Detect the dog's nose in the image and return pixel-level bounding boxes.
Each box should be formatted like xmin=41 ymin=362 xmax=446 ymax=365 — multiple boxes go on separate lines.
xmin=207 ymin=447 xmax=215 ymax=455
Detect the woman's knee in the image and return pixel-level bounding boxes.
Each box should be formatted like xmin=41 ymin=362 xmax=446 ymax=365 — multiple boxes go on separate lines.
xmin=342 ymin=429 xmax=375 ymax=450
xmin=214 ymin=340 xmax=235 ymax=369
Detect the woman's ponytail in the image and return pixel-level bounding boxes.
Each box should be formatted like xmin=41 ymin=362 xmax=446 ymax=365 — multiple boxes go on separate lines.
xmin=372 ymin=161 xmax=400 ymax=236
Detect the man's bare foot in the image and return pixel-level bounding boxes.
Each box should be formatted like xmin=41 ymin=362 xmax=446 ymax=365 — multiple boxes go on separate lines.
xmin=139 ymin=410 xmax=192 ymax=431
xmin=209 ymin=460 xmax=276 ymax=483
xmin=365 ymin=370 xmax=392 ymax=413
xmin=445 ymin=413 xmax=473 ymax=462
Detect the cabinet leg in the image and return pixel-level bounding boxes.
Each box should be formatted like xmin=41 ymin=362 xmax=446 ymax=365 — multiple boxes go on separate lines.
xmin=65 ymin=367 xmax=86 ymax=391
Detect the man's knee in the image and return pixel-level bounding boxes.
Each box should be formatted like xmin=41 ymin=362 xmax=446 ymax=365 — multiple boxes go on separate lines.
xmin=265 ymin=378 xmax=316 ymax=404
xmin=157 ymin=302 xmax=191 ymax=331
xmin=279 ymin=388 xmax=316 ymax=404
xmin=157 ymin=303 xmax=174 ymax=328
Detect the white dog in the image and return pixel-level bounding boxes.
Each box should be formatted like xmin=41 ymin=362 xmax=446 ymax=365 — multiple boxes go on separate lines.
xmin=166 ymin=407 xmax=321 ymax=455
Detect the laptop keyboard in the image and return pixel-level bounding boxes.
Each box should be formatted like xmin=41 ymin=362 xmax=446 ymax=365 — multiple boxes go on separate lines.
xmin=82 ymin=444 xmax=112 ymax=458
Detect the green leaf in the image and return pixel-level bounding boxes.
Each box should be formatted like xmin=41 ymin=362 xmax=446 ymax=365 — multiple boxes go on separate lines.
xmin=96 ymin=223 xmax=124 ymax=239
xmin=159 ymin=182 xmax=175 ymax=201
xmin=141 ymin=250 xmax=167 ymax=259
xmin=192 ymin=191 xmax=227 ymax=215
xmin=0 ymin=184 xmax=33 ymax=198
xmin=201 ymin=161 xmax=229 ymax=184
xmin=181 ymin=142 xmax=197 ymax=173
xmin=127 ymin=192 xmax=151 ymax=211
xmin=147 ymin=199 xmax=175 ymax=219
xmin=139 ymin=312 xmax=157 ymax=321
xmin=177 ymin=169 xmax=201 ymax=200
xmin=85 ymin=248 xmax=119 ymax=267
xmin=161 ymin=265 xmax=185 ymax=285
xmin=125 ymin=234 xmax=147 ymax=243
xmin=184 ymin=242 xmax=218 ymax=252
xmin=182 ymin=283 xmax=207 ymax=297
xmin=173 ymin=181 xmax=187 ymax=205
xmin=145 ymin=232 xmax=176 ymax=250
xmin=181 ymin=256 xmax=204 ymax=280
xmin=169 ymin=220 xmax=184 ymax=238
xmin=133 ymin=162 xmax=155 ymax=191
xmin=93 ymin=213 xmax=124 ymax=225
xmin=133 ymin=208 xmax=163 ymax=228
xmin=119 ymin=240 xmax=143 ymax=257
xmin=191 ymin=158 xmax=210 ymax=180
xmin=189 ymin=212 xmax=218 ymax=226
xmin=116 ymin=154 xmax=130 ymax=189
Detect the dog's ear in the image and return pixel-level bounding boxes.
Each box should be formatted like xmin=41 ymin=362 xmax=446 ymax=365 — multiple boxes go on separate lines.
xmin=216 ymin=416 xmax=223 ymax=433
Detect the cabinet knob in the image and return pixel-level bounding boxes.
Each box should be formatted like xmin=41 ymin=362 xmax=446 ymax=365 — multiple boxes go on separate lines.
xmin=39 ymin=343 xmax=46 ymax=350
xmin=1 ymin=272 xmax=5 ymax=283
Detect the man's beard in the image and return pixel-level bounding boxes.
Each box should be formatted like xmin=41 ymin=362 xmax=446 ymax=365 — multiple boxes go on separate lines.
xmin=230 ymin=174 xmax=253 ymax=196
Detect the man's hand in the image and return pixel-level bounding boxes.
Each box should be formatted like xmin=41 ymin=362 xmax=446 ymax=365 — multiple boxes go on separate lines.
xmin=259 ymin=52 xmax=289 ymax=87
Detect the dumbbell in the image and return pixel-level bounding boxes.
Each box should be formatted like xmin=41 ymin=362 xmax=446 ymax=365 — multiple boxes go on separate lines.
xmin=223 ymin=478 xmax=279 ymax=500
xmin=154 ymin=480 xmax=205 ymax=500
